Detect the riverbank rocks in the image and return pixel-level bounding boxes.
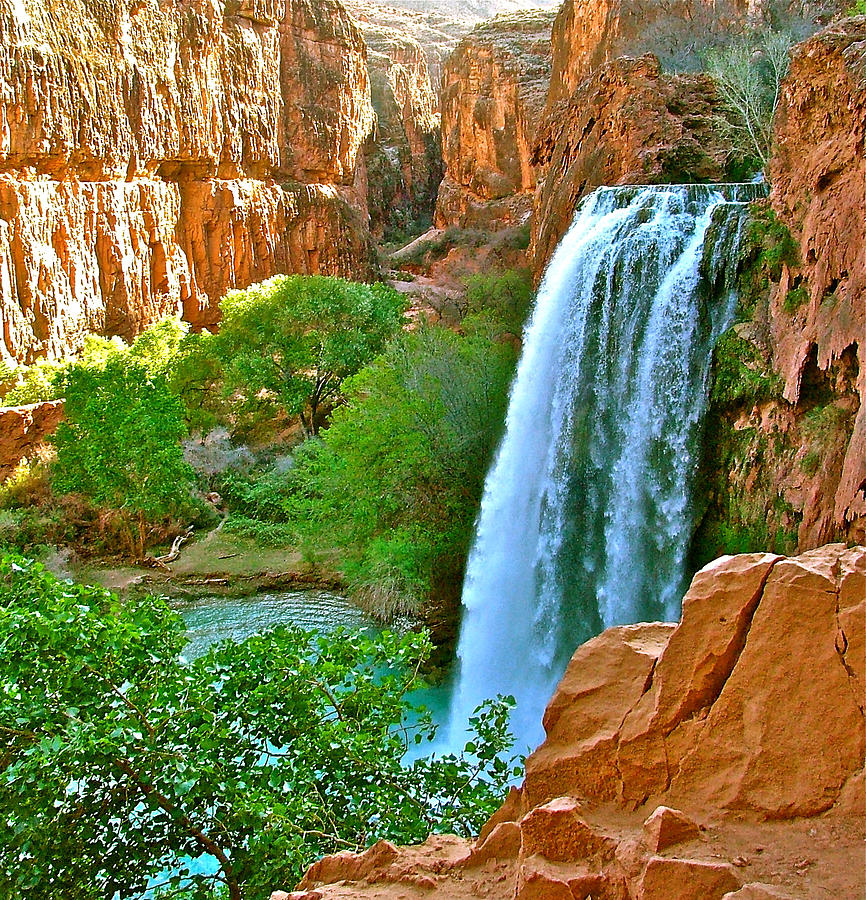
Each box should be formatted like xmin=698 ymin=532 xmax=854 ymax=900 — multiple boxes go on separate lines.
xmin=282 ymin=545 xmax=866 ymax=900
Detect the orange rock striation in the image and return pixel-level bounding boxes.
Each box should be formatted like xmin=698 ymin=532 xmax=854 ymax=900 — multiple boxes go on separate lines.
xmin=768 ymin=16 xmax=866 ymax=541
xmin=0 ymin=400 xmax=64 ymax=480
xmin=278 ymin=544 xmax=866 ymax=900
xmin=358 ymin=18 xmax=443 ymax=237
xmin=0 ymin=0 xmax=379 ymax=363
xmin=435 ymin=10 xmax=554 ymax=230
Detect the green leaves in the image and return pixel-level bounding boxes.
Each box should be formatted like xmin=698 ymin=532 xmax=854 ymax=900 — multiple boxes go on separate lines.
xmin=0 ymin=556 xmax=519 ymax=899
xmin=216 ymin=275 xmax=406 ymax=435
xmin=52 ymin=356 xmax=194 ymax=556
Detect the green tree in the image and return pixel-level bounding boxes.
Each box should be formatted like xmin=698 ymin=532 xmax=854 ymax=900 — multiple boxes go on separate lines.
xmin=245 ymin=324 xmax=517 ymax=617
xmin=0 ymin=556 xmax=518 ymax=900
xmin=52 ymin=357 xmax=194 ymax=557
xmin=217 ymin=276 xmax=405 ymax=435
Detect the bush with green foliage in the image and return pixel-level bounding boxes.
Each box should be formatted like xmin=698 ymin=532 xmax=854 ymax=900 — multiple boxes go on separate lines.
xmin=226 ymin=324 xmax=517 ymax=617
xmin=216 ymin=275 xmax=405 ymax=435
xmin=462 ymin=269 xmax=534 ymax=334
xmin=0 ymin=556 xmax=518 ymax=900
xmin=53 ymin=356 xmax=194 ymax=557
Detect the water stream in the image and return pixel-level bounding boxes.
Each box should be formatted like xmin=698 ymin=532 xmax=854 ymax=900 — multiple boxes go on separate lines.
xmin=449 ymin=183 xmax=763 ymax=752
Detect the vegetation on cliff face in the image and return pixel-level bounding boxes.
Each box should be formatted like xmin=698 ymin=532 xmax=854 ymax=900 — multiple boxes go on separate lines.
xmin=0 ymin=270 xmax=520 ymax=627
xmin=219 ymin=321 xmax=518 ymax=620
xmin=0 ymin=555 xmax=518 ymax=899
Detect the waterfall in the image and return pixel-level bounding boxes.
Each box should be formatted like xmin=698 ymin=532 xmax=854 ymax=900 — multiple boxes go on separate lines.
xmin=449 ymin=183 xmax=763 ymax=752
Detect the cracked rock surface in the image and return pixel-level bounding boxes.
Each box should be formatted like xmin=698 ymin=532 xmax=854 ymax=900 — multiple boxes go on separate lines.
xmin=280 ymin=545 xmax=866 ymax=900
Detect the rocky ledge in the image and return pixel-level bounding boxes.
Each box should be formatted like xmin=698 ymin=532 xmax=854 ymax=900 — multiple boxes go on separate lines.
xmin=275 ymin=543 xmax=865 ymax=900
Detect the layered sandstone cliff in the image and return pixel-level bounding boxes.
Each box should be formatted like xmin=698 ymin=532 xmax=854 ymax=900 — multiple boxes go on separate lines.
xmin=343 ymin=1 xmax=471 ymax=95
xmin=531 ymin=56 xmax=729 ymax=275
xmin=768 ymin=16 xmax=866 ymax=538
xmin=695 ymin=18 xmax=866 ymax=558
xmin=0 ymin=0 xmax=378 ymax=364
xmin=435 ymin=11 xmax=554 ymax=230
xmin=277 ymin=544 xmax=866 ymax=900
xmin=357 ymin=20 xmax=443 ymax=236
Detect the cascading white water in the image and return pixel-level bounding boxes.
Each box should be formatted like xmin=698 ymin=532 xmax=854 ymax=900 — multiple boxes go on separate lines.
xmin=449 ymin=183 xmax=764 ymax=752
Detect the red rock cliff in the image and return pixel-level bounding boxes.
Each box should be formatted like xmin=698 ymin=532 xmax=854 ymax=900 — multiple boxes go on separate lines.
xmin=358 ymin=20 xmax=443 ymax=236
xmin=435 ymin=11 xmax=554 ymax=230
xmin=531 ymin=55 xmax=729 ymax=276
xmin=0 ymin=0 xmax=378 ymax=364
xmin=768 ymin=16 xmax=866 ymax=540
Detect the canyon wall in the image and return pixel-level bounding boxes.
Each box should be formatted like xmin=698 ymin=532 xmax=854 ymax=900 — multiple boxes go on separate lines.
xmin=694 ymin=17 xmax=866 ymax=558
xmin=435 ymin=11 xmax=554 ymax=230
xmin=531 ymin=56 xmax=729 ymax=275
xmin=0 ymin=400 xmax=63 ymax=480
xmin=768 ymin=16 xmax=866 ymax=540
xmin=0 ymin=0 xmax=379 ymax=364
xmin=358 ymin=19 xmax=443 ymax=237
xmin=281 ymin=544 xmax=866 ymax=900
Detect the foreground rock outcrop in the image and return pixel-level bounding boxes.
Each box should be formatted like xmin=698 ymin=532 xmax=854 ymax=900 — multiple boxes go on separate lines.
xmin=280 ymin=544 xmax=866 ymax=900
xmin=0 ymin=0 xmax=378 ymax=363
xmin=435 ymin=11 xmax=555 ymax=230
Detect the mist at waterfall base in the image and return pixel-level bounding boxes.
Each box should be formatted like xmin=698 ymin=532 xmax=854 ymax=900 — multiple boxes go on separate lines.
xmin=448 ymin=183 xmax=763 ymax=754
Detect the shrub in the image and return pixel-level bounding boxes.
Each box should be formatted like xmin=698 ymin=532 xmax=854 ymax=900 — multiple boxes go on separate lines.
xmin=462 ymin=269 xmax=534 ymax=333
xmin=53 ymin=357 xmax=195 ymax=558
xmin=705 ymin=29 xmax=793 ymax=172
xmin=0 ymin=556 xmax=519 ymax=899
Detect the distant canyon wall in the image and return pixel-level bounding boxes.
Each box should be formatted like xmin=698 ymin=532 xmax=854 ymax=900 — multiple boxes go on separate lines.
xmin=0 ymin=0 xmax=389 ymax=363
xmin=434 ymin=10 xmax=554 ymax=230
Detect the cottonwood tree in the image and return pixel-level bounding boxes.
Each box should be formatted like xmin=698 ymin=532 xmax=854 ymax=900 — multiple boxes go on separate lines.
xmin=0 ymin=556 xmax=518 ymax=900
xmin=216 ymin=276 xmax=405 ymax=435
xmin=52 ymin=357 xmax=194 ymax=558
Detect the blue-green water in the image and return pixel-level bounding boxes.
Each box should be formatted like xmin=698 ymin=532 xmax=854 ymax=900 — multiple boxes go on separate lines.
xmin=176 ymin=589 xmax=374 ymax=659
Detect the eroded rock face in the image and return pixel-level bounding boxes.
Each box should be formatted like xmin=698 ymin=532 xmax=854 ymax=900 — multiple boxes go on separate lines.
xmin=282 ymin=545 xmax=866 ymax=900
xmin=0 ymin=400 xmax=64 ymax=480
xmin=530 ymin=55 xmax=729 ymax=276
xmin=547 ymin=0 xmax=748 ymax=106
xmin=359 ymin=20 xmax=442 ymax=237
xmin=435 ymin=11 xmax=554 ymax=230
xmin=0 ymin=0 xmax=378 ymax=363
xmin=528 ymin=546 xmax=866 ymax=817
xmin=768 ymin=17 xmax=866 ymax=537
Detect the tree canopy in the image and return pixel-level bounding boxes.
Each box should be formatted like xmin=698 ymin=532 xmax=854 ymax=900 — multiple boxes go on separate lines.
xmin=216 ymin=276 xmax=406 ymax=435
xmin=52 ymin=354 xmax=194 ymax=557
xmin=0 ymin=555 xmax=518 ymax=900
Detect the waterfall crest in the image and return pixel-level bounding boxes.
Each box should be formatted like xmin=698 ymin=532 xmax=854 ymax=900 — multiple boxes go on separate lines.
xmin=449 ymin=183 xmax=763 ymax=751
